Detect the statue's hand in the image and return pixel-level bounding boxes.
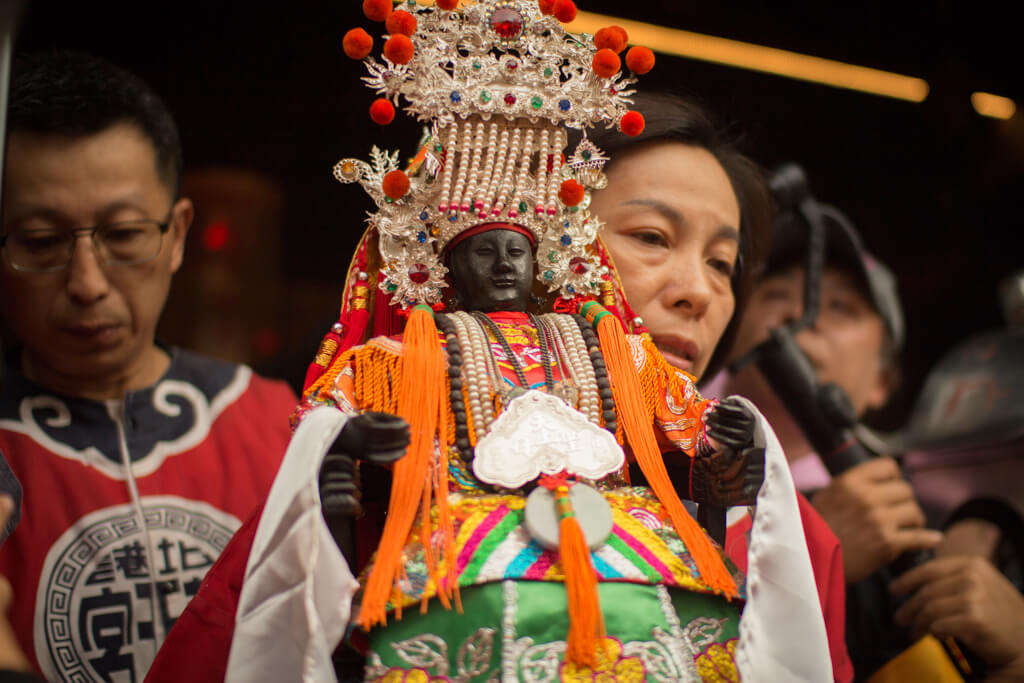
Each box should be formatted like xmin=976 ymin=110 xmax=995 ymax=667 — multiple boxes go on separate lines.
xmin=319 ymin=453 xmax=362 ymax=520
xmin=319 ymin=412 xmax=409 ymax=523
xmin=332 ymin=412 xmax=410 ymax=465
xmin=691 ymin=398 xmax=764 ymax=507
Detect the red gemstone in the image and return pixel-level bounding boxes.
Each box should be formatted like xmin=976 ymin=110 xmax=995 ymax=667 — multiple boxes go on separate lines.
xmin=408 ymin=263 xmax=430 ymax=284
xmin=490 ymin=8 xmax=524 ymax=39
xmin=504 ymin=93 xmax=517 ymax=106
xmin=569 ymin=256 xmax=589 ymax=275
xmin=506 ymin=60 xmax=518 ymax=70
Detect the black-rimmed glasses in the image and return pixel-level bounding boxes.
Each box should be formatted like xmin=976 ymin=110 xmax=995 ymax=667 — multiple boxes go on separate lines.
xmin=0 ymin=218 xmax=172 ymax=272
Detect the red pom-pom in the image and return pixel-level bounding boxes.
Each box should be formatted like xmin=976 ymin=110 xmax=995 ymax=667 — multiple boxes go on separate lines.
xmin=626 ymin=45 xmax=656 ymax=75
xmin=594 ymin=26 xmax=628 ymax=53
xmin=538 ymin=0 xmax=556 ymax=15
xmin=620 ymin=110 xmax=645 ymax=137
xmin=436 ymin=0 xmax=459 ymax=9
xmin=369 ymin=98 xmax=396 ymax=125
xmin=552 ymin=0 xmax=577 ymax=22
xmin=362 ymin=0 xmax=392 ymax=22
xmin=558 ymin=179 xmax=585 ymax=207
xmin=592 ymin=49 xmax=621 ymax=79
xmin=342 ymin=28 xmax=374 ymax=60
xmin=382 ymin=170 xmax=410 ymax=199
xmin=386 ymin=9 xmax=417 ymax=35
xmin=383 ymin=34 xmax=415 ymax=64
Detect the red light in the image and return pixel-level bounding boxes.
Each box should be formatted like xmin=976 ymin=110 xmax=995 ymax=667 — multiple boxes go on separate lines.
xmin=202 ymin=221 xmax=232 ymax=252
xmin=251 ymin=328 xmax=280 ymax=358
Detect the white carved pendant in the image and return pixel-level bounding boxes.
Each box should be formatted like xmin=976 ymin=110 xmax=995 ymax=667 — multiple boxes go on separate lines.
xmin=472 ymin=390 xmax=625 ymax=489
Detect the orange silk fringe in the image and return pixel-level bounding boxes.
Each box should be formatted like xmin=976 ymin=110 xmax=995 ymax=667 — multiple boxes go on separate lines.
xmin=358 ymin=306 xmax=454 ymax=629
xmin=591 ymin=309 xmax=739 ymax=599
xmin=558 ymin=496 xmax=606 ymax=666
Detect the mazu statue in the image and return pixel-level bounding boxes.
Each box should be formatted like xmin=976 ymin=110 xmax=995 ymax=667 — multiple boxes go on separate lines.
xmin=211 ymin=2 xmax=833 ymax=681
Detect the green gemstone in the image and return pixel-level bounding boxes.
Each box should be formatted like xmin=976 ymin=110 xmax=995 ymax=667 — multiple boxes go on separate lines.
xmin=480 ymin=90 xmax=492 ymax=103
xmin=385 ymin=197 xmax=393 ymax=204
xmin=543 ymin=270 xmax=554 ymax=281
xmin=531 ymin=96 xmax=543 ymax=110
xmin=473 ymin=61 xmax=482 ymax=70
xmin=386 ymin=282 xmax=398 ymax=292
xmin=569 ymin=206 xmax=579 ymax=213
xmin=544 ymin=67 xmax=553 ymax=77
xmin=518 ymin=201 xmax=528 ymax=213
xmin=582 ymin=150 xmax=592 ymax=161
xmin=435 ymin=144 xmax=443 ymax=152
xmin=548 ymin=251 xmax=559 ymax=263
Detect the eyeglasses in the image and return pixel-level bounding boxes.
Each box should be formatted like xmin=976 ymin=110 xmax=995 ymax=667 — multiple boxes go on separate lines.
xmin=0 ymin=219 xmax=172 ymax=273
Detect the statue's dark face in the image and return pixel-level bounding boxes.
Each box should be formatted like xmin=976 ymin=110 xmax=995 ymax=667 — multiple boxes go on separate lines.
xmin=448 ymin=230 xmax=534 ymax=312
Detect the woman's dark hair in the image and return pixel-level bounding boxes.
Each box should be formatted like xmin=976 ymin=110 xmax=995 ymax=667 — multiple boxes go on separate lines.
xmin=6 ymin=51 xmax=184 ymax=199
xmin=587 ymin=92 xmax=773 ymax=380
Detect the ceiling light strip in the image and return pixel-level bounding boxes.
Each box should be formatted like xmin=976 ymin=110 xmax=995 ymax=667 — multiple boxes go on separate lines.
xmin=567 ymin=11 xmax=929 ymax=103
xmin=971 ymin=92 xmax=1016 ymax=120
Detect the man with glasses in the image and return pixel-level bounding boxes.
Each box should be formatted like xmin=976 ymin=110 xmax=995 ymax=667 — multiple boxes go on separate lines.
xmin=0 ymin=52 xmax=296 ymax=682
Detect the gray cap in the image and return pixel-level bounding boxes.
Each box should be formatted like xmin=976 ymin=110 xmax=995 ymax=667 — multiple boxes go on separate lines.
xmin=896 ymin=328 xmax=1024 ymax=451
xmin=766 ymin=206 xmax=905 ymax=351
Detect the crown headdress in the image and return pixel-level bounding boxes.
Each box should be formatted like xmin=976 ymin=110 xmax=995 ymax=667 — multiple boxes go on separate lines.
xmin=336 ymin=0 xmax=654 ymax=308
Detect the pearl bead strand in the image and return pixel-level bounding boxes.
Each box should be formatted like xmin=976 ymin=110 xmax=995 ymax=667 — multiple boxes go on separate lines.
xmin=437 ymin=123 xmax=459 ymax=213
xmin=493 ymin=127 xmax=520 ymax=217
xmin=508 ymin=128 xmax=534 ymax=219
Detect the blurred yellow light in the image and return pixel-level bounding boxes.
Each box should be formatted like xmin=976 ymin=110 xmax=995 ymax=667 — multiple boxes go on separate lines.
xmin=567 ymin=12 xmax=929 ymax=103
xmin=971 ymin=92 xmax=1016 ymax=120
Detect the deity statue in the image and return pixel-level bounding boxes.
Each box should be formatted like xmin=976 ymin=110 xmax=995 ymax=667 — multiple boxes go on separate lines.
xmin=315 ymin=223 xmax=763 ymax=680
xmin=220 ymin=2 xmax=834 ymax=681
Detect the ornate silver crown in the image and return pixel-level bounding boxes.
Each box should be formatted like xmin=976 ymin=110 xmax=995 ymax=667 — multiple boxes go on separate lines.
xmin=363 ymin=1 xmax=637 ymax=128
xmin=334 ymin=0 xmax=648 ymax=308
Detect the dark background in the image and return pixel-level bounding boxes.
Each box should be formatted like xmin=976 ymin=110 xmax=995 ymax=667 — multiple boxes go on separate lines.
xmin=11 ymin=1 xmax=1024 ymax=429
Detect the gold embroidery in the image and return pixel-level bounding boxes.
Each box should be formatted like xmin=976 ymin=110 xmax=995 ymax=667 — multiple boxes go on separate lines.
xmin=314 ymin=338 xmax=339 ymax=367
xmin=559 ymin=637 xmax=646 ymax=682
xmin=695 ymin=639 xmax=740 ymax=682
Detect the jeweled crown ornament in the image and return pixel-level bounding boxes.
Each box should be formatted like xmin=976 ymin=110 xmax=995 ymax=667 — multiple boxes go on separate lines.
xmin=337 ymin=0 xmax=655 ymax=308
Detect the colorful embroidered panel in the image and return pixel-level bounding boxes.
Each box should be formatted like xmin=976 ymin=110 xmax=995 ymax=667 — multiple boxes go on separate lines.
xmin=360 ymin=487 xmax=744 ymax=614
xmin=365 ymin=581 xmax=741 ymax=682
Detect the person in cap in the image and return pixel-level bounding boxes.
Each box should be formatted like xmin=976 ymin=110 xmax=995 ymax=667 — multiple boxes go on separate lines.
xmin=719 ymin=204 xmax=919 ymax=570
xmin=146 ymin=3 xmax=833 ymax=681
xmin=710 ymin=190 xmax=1023 ymax=679
xmin=712 ymin=201 xmax=938 ymax=676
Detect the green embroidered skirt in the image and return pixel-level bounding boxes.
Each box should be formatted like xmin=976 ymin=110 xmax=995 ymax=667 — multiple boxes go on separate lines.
xmin=364 ymin=580 xmax=742 ymax=682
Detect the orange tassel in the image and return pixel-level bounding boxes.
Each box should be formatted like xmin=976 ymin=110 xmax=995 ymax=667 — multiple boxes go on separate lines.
xmin=554 ymin=485 xmax=605 ymax=667
xmin=433 ymin=438 xmax=460 ymax=612
xmin=359 ymin=305 xmax=447 ymax=629
xmin=582 ymin=303 xmax=738 ymax=599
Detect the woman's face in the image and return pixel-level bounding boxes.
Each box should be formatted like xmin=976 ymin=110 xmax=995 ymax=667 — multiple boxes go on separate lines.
xmin=590 ymin=142 xmax=741 ymax=378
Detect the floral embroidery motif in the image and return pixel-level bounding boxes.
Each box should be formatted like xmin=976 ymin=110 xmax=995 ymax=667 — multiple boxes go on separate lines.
xmin=367 ymin=629 xmax=498 ymax=683
xmin=371 ymin=667 xmax=452 ymax=683
xmin=371 ymin=616 xmax=738 ymax=682
xmin=559 ymin=637 xmax=645 ymax=681
xmin=694 ymin=639 xmax=740 ymax=682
